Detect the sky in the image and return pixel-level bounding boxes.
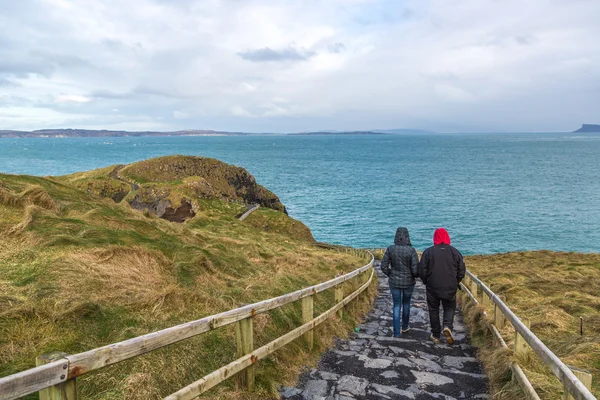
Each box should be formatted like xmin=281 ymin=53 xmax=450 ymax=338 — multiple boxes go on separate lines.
xmin=0 ymin=0 xmax=599 ymax=133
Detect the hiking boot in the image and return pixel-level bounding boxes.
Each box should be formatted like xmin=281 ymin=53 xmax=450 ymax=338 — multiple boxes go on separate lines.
xmin=401 ymin=327 xmax=411 ymax=334
xmin=430 ymin=334 xmax=440 ymax=344
xmin=443 ymin=327 xmax=454 ymax=345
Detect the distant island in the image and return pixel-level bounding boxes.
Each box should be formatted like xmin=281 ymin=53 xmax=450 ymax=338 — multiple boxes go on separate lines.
xmin=573 ymin=124 xmax=600 ymax=133
xmin=0 ymin=128 xmax=436 ymax=138
xmin=290 ymin=131 xmax=384 ymax=136
xmin=0 ymin=129 xmax=252 ymax=138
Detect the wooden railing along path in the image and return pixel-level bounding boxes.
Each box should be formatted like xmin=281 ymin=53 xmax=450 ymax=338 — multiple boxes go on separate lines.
xmin=0 ymin=249 xmax=374 ymax=400
xmin=461 ymin=271 xmax=595 ymax=400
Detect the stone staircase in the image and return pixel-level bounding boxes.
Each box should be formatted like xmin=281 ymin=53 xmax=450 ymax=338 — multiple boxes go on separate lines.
xmin=280 ymin=265 xmax=489 ymax=400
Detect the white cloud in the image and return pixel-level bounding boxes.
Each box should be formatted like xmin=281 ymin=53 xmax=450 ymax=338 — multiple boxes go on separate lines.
xmin=0 ymin=0 xmax=598 ymax=132
xmin=231 ymin=106 xmax=254 ymax=117
xmin=54 ymin=94 xmax=93 ymax=104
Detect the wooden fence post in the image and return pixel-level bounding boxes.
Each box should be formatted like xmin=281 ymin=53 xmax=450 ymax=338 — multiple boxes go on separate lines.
xmin=563 ymin=366 xmax=592 ymax=400
xmin=335 ymin=284 xmax=344 ymax=320
xmin=302 ymin=295 xmax=314 ymax=350
xmin=494 ymin=296 xmax=506 ymax=328
xmin=514 ymin=318 xmax=530 ymax=358
xmin=482 ymin=292 xmax=493 ymax=309
xmin=236 ymin=317 xmax=254 ymax=390
xmin=470 ymin=279 xmax=479 ymax=301
xmin=36 ymin=352 xmax=77 ymax=400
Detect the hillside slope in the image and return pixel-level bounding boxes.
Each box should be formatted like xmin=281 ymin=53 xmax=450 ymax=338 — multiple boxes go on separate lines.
xmin=465 ymin=251 xmax=600 ymax=399
xmin=0 ymin=158 xmax=373 ymax=399
xmin=58 ymin=155 xmax=288 ymax=219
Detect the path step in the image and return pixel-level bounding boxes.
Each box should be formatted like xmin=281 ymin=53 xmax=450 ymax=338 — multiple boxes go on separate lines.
xmin=280 ymin=263 xmax=489 ymax=400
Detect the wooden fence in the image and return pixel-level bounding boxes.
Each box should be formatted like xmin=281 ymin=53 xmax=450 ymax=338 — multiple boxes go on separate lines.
xmin=461 ymin=271 xmax=596 ymax=400
xmin=0 ymin=250 xmax=374 ymax=400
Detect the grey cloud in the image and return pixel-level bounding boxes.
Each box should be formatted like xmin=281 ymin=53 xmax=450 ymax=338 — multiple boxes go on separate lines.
xmin=30 ymin=51 xmax=92 ymax=68
xmin=238 ymin=46 xmax=315 ymax=62
xmin=0 ymin=77 xmax=21 ymax=88
xmin=514 ymin=35 xmax=534 ymax=46
xmin=91 ymin=90 xmax=135 ymax=99
xmin=0 ymin=59 xmax=56 ymax=78
xmin=328 ymin=42 xmax=345 ymax=54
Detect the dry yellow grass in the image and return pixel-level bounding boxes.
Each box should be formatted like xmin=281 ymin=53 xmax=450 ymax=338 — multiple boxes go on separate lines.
xmin=463 ymin=251 xmax=600 ymax=399
xmin=0 ymin=171 xmax=376 ymax=400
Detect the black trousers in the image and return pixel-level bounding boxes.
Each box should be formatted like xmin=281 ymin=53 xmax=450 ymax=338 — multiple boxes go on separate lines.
xmin=426 ymin=288 xmax=457 ymax=337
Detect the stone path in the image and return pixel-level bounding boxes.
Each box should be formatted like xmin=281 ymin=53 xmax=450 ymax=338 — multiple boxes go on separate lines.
xmin=280 ymin=263 xmax=489 ymax=400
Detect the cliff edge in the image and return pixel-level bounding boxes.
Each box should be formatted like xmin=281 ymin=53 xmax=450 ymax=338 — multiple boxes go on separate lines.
xmin=573 ymin=124 xmax=600 ymax=133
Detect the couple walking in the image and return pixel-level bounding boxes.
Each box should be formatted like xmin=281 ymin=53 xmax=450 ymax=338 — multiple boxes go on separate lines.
xmin=380 ymin=227 xmax=466 ymax=344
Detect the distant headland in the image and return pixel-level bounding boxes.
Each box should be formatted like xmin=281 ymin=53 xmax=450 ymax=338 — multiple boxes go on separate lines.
xmin=290 ymin=131 xmax=383 ymax=136
xmin=0 ymin=129 xmax=249 ymax=138
xmin=0 ymin=128 xmax=435 ymax=138
xmin=573 ymin=124 xmax=600 ymax=133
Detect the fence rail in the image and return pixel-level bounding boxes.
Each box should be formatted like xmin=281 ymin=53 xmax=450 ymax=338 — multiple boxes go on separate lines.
xmin=461 ymin=271 xmax=596 ymax=400
xmin=0 ymin=250 xmax=374 ymax=400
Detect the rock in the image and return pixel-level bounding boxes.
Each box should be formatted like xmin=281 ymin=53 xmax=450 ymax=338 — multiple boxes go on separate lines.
xmin=380 ymin=370 xmax=399 ymax=378
xmin=337 ymin=375 xmax=369 ymax=397
xmin=319 ymin=371 xmax=340 ymax=380
xmin=411 ymin=357 xmax=442 ymax=372
xmin=370 ymin=383 xmax=416 ymax=399
xmin=440 ymin=356 xmax=478 ymax=369
xmin=281 ymin=386 xmax=302 ymax=398
xmin=411 ymin=371 xmax=454 ymax=386
xmin=302 ymin=380 xmax=329 ymax=400
xmin=357 ymin=355 xmax=393 ymax=369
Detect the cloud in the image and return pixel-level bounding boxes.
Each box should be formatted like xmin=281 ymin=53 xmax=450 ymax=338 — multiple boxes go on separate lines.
xmin=231 ymin=106 xmax=254 ymax=117
xmin=0 ymin=0 xmax=598 ymax=132
xmin=328 ymin=42 xmax=345 ymax=54
xmin=238 ymin=46 xmax=316 ymax=62
xmin=54 ymin=94 xmax=93 ymax=104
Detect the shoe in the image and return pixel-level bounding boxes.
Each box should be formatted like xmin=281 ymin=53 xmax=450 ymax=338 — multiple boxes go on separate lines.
xmin=430 ymin=334 xmax=440 ymax=344
xmin=393 ymin=334 xmax=401 ymax=338
xmin=443 ymin=327 xmax=454 ymax=345
xmin=401 ymin=327 xmax=411 ymax=334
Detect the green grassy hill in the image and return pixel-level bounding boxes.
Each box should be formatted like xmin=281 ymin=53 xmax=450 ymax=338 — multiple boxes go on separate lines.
xmin=0 ymin=156 xmax=374 ymax=400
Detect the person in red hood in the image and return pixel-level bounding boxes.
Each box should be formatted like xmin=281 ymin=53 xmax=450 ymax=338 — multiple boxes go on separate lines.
xmin=418 ymin=228 xmax=466 ymax=344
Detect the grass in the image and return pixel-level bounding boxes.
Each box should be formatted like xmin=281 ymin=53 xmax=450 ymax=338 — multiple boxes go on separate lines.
xmin=461 ymin=251 xmax=600 ymax=399
xmin=57 ymin=155 xmax=287 ymax=214
xmin=0 ymin=167 xmax=376 ymax=400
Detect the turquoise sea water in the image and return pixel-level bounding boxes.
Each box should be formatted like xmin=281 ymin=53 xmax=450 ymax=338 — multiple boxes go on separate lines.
xmin=1 ymin=133 xmax=599 ymax=255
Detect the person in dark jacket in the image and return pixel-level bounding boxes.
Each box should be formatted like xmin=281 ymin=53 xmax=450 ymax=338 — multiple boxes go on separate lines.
xmin=418 ymin=228 xmax=466 ymax=344
xmin=380 ymin=227 xmax=419 ymax=337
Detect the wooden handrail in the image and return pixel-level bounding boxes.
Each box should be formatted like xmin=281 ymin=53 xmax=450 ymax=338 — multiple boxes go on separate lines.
xmin=0 ymin=251 xmax=374 ymax=400
xmin=463 ymin=271 xmax=596 ymax=400
xmin=165 ymin=267 xmax=375 ymax=399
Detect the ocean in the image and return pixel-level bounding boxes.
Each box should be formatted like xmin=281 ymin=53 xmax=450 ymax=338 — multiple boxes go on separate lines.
xmin=1 ymin=133 xmax=599 ymax=255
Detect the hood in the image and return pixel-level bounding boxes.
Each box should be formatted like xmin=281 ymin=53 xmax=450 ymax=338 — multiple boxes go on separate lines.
xmin=433 ymin=228 xmax=451 ymax=245
xmin=394 ymin=227 xmax=412 ymax=246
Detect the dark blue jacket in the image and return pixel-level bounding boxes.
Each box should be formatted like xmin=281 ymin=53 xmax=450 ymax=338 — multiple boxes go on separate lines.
xmin=381 ymin=227 xmax=419 ymax=288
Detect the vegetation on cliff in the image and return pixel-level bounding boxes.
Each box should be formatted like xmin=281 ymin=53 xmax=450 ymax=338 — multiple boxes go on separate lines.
xmin=59 ymin=155 xmax=288 ymax=223
xmin=0 ymin=157 xmax=374 ymax=399
xmin=461 ymin=251 xmax=600 ymax=399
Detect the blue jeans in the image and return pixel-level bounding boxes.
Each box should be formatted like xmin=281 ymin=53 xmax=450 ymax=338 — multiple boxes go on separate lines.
xmin=389 ymin=285 xmax=415 ymax=336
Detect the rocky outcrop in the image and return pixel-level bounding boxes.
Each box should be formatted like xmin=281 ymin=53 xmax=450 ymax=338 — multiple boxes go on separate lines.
xmin=573 ymin=124 xmax=600 ymax=133
xmin=59 ymin=155 xmax=287 ymax=223
xmin=119 ymin=156 xmax=287 ymax=213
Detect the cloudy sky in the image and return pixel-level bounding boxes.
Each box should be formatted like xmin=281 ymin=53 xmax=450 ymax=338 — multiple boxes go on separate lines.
xmin=1 ymin=0 xmax=598 ymax=133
